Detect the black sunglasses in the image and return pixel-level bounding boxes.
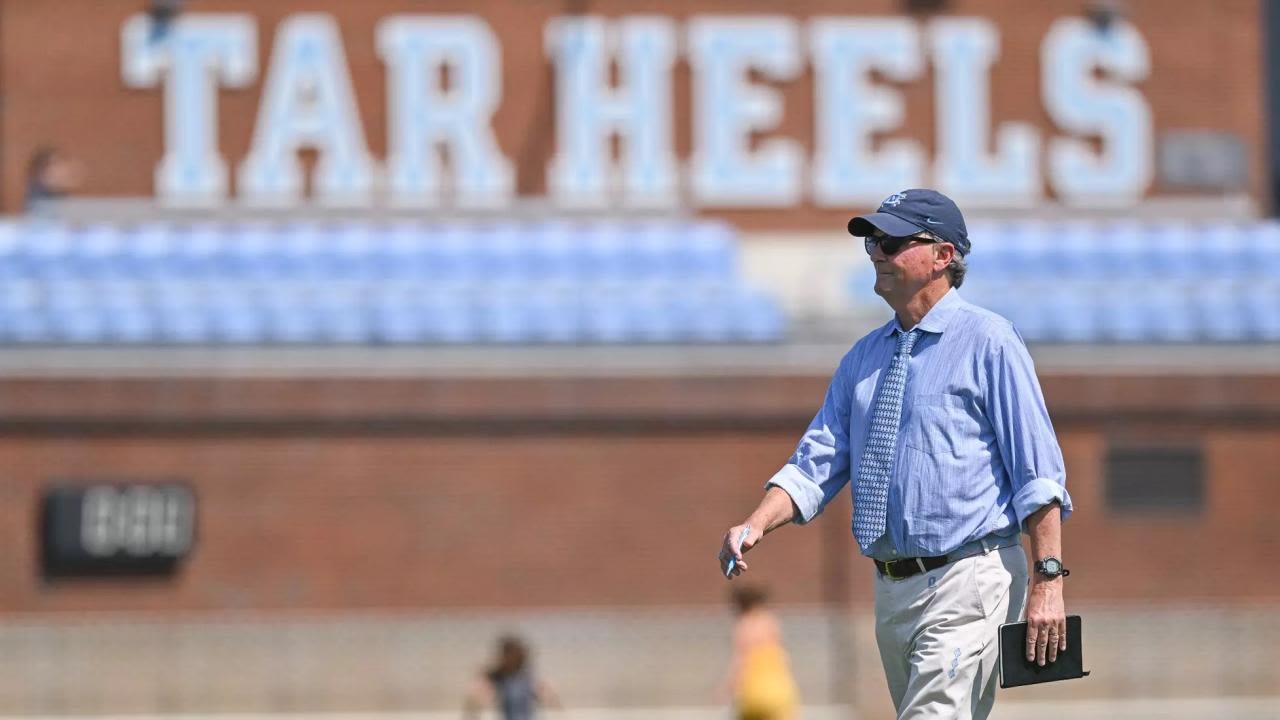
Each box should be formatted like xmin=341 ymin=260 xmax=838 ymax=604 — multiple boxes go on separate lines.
xmin=863 ymin=232 xmax=941 ymax=256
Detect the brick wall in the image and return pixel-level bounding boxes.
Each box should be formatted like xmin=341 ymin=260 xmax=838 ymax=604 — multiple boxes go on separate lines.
xmin=0 ymin=372 xmax=1276 ymax=613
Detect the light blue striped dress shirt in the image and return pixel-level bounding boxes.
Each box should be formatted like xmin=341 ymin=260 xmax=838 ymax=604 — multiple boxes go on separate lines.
xmin=767 ymin=289 xmax=1072 ymax=561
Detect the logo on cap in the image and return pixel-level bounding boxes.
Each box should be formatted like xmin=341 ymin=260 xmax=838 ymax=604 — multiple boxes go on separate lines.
xmin=882 ymin=192 xmax=907 ymax=207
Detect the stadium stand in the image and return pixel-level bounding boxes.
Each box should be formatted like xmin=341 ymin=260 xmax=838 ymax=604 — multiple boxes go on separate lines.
xmin=4 ymin=217 xmax=1276 ymax=347
xmin=0 ymin=219 xmax=785 ymax=345
xmin=854 ymin=220 xmax=1280 ymax=343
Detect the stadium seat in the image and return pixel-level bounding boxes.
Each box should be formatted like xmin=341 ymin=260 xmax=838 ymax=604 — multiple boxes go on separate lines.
xmin=1243 ymin=281 xmax=1280 ymax=341
xmin=677 ymin=221 xmax=737 ymax=281
xmin=208 ymin=285 xmax=269 ymax=344
xmin=522 ymin=283 xmax=582 ymax=343
xmin=733 ymin=288 xmax=786 ymax=342
xmin=1196 ymin=281 xmax=1249 ymax=342
xmin=420 ymin=283 xmax=479 ymax=343
xmin=579 ymin=282 xmax=635 ymax=343
xmin=0 ymin=218 xmax=782 ymax=346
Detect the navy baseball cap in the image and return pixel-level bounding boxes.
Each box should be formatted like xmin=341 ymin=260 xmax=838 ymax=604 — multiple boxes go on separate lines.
xmin=847 ymin=189 xmax=970 ymax=256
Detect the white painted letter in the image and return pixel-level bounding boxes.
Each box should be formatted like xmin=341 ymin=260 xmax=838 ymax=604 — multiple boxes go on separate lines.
xmin=1042 ymin=18 xmax=1152 ymax=207
xmin=929 ymin=18 xmax=1039 ymax=206
xmin=377 ymin=16 xmax=513 ymax=208
xmin=122 ymin=13 xmax=256 ymax=206
xmin=688 ymin=16 xmax=802 ymax=206
xmin=810 ymin=18 xmax=924 ymax=206
xmin=545 ymin=16 xmax=677 ymax=208
xmin=238 ymin=14 xmax=376 ymax=206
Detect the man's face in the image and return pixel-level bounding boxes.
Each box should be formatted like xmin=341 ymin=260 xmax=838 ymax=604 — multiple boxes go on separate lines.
xmin=865 ymin=230 xmax=950 ymax=300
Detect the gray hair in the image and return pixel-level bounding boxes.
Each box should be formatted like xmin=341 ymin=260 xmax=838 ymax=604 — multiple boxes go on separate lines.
xmin=946 ymin=253 xmax=967 ymax=288
xmin=916 ymin=230 xmax=967 ymax=288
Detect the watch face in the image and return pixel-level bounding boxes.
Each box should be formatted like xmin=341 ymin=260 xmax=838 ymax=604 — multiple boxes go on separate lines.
xmin=1041 ymin=558 xmax=1061 ymax=574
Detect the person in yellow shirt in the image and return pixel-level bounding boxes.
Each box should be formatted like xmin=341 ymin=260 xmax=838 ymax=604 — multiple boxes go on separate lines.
xmin=723 ymin=585 xmax=799 ymax=720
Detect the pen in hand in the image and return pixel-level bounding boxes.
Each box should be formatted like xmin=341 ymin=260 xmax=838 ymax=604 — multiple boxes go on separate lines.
xmin=723 ymin=526 xmax=752 ymax=578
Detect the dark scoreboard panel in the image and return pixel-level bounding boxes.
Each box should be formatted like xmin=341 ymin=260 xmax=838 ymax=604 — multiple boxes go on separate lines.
xmin=41 ymin=483 xmax=196 ymax=578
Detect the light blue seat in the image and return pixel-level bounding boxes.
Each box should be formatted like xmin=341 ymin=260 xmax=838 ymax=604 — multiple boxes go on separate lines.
xmin=625 ymin=222 xmax=681 ymax=284
xmin=370 ymin=281 xmax=430 ymax=343
xmin=311 ymin=280 xmax=370 ymax=343
xmin=96 ymin=280 xmax=155 ymax=343
xmin=1243 ymin=282 xmax=1280 ymax=341
xmin=1037 ymin=283 xmax=1098 ymax=343
xmin=1094 ymin=282 xmax=1150 ymax=342
xmin=49 ymin=308 xmax=109 ymax=343
xmin=1147 ymin=222 xmax=1200 ymax=281
xmin=625 ymin=281 xmax=682 ymax=343
xmin=0 ymin=279 xmax=49 ymax=342
xmin=150 ymin=281 xmax=214 ymax=343
xmin=372 ymin=281 xmax=476 ymax=344
xmin=675 ymin=221 xmax=736 ymax=281
xmin=74 ymin=223 xmax=128 ymax=279
xmin=46 ymin=281 xmax=107 ymax=343
xmin=473 ymin=222 xmax=532 ymax=284
xmin=120 ymin=222 xmax=179 ymax=280
xmin=20 ymin=221 xmax=74 ymax=280
xmin=422 ymin=223 xmax=481 ymax=284
xmin=277 ymin=221 xmax=338 ymax=281
xmin=680 ymin=282 xmax=738 ymax=343
xmin=732 ymin=289 xmax=786 ymax=342
xmin=579 ymin=282 xmax=634 ymax=342
xmin=168 ymin=223 xmax=227 ymax=280
xmin=1193 ymin=222 xmax=1246 ymax=280
xmin=576 ymin=222 xmax=631 ymax=283
xmin=260 ymin=282 xmax=321 ymax=343
xmin=1195 ymin=281 xmax=1248 ymax=342
xmin=207 ymin=282 xmax=268 ymax=343
xmin=525 ymin=221 xmax=579 ymax=283
xmin=106 ymin=308 xmax=157 ymax=343
xmin=1142 ymin=283 xmax=1197 ymax=342
xmin=314 ymin=222 xmax=377 ymax=281
xmin=474 ymin=282 xmax=538 ymax=343
xmin=421 ymin=283 xmax=479 ymax=343
xmin=0 ymin=221 xmax=26 ymax=282
xmin=522 ymin=283 xmax=582 ymax=343
xmin=964 ymin=221 xmax=1007 ymax=276
xmin=376 ymin=222 xmax=432 ymax=280
xmin=3 ymin=314 xmax=52 ymax=343
xmin=1008 ymin=219 xmax=1059 ymax=278
xmin=1092 ymin=221 xmax=1146 ymax=281
xmin=221 ymin=224 xmax=286 ymax=280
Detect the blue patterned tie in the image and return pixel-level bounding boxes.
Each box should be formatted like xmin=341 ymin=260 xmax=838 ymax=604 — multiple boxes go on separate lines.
xmin=853 ymin=328 xmax=922 ymax=551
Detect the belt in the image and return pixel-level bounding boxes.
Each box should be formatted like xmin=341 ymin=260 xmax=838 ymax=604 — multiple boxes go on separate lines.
xmin=873 ymin=533 xmax=1018 ymax=581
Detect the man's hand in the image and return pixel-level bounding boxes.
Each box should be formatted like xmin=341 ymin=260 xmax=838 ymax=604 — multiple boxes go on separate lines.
xmin=1024 ymin=576 xmax=1066 ymax=666
xmin=717 ymin=487 xmax=799 ymax=579
xmin=718 ymin=523 xmax=761 ymax=579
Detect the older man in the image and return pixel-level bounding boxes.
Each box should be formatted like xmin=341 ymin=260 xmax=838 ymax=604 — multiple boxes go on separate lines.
xmin=718 ymin=189 xmax=1072 ymax=719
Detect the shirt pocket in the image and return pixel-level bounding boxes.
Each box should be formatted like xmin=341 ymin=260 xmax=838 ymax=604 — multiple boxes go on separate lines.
xmin=903 ymin=393 xmax=970 ymax=457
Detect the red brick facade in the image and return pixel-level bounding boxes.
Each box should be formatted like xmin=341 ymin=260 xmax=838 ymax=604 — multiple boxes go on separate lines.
xmin=1 ymin=371 xmax=1276 ymax=613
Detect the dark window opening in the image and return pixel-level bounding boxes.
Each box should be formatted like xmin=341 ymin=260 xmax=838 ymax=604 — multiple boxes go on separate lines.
xmin=1105 ymin=445 xmax=1204 ymax=514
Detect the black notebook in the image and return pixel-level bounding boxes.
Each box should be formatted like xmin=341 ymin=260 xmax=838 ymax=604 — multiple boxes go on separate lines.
xmin=998 ymin=615 xmax=1090 ymax=688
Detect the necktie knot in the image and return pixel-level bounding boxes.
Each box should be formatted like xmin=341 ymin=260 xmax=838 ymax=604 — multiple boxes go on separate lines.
xmin=896 ymin=328 xmax=921 ymax=355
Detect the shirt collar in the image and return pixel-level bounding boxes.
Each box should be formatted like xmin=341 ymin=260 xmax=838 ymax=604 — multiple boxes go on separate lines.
xmin=878 ymin=287 xmax=965 ymax=338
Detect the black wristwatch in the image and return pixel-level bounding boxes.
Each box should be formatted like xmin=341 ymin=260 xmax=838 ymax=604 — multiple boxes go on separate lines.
xmin=1034 ymin=556 xmax=1069 ymax=579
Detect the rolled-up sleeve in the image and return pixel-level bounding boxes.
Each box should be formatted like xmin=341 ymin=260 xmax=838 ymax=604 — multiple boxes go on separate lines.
xmin=983 ymin=327 xmax=1073 ymax=527
xmin=765 ymin=358 xmax=854 ymax=524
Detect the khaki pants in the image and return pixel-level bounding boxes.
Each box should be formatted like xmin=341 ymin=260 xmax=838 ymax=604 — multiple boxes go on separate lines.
xmin=873 ymin=543 xmax=1029 ymax=720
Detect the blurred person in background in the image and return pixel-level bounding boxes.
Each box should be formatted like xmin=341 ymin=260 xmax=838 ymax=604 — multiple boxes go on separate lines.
xmin=463 ymin=634 xmax=561 ymax=720
xmin=24 ymin=146 xmax=83 ymax=216
xmin=720 ymin=584 xmax=798 ymax=720
xmin=719 ymin=189 xmax=1072 ymax=720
